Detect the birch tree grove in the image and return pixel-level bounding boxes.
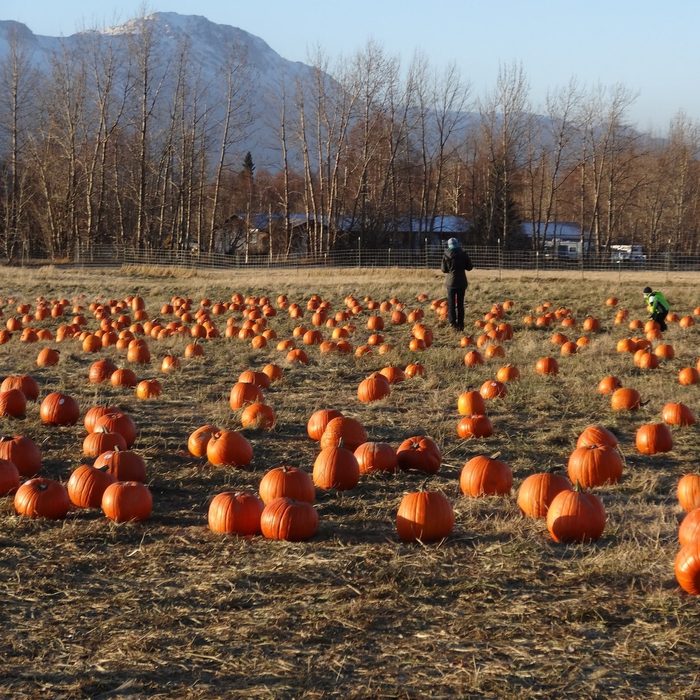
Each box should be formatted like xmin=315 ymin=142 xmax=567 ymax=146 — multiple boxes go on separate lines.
xmin=0 ymin=12 xmax=699 ymax=260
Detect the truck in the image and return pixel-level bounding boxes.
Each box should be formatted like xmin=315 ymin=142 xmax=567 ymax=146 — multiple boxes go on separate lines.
xmin=610 ymin=245 xmax=646 ymax=263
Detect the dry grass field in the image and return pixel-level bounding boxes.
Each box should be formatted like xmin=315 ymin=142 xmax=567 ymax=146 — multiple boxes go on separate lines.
xmin=0 ymin=264 xmax=698 ymax=699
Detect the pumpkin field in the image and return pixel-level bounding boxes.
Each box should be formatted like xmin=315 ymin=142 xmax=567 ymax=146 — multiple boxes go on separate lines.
xmin=0 ymin=264 xmax=698 ymax=699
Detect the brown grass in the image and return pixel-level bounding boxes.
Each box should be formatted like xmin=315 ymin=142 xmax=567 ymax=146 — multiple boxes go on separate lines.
xmin=0 ymin=265 xmax=698 ymax=698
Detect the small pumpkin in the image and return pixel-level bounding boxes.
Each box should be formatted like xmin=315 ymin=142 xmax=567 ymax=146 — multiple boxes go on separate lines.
xmin=479 ymin=380 xmax=507 ymax=400
xmin=260 ymin=497 xmax=318 ymax=541
xmin=597 ymin=375 xmax=622 ymax=395
xmin=240 ymin=402 xmax=276 ymax=430
xmin=135 ymin=379 xmax=162 ymax=399
xmin=84 ymin=405 xmax=120 ymax=433
xmin=456 ymin=415 xmax=493 ymax=440
xmin=208 ymin=491 xmax=264 ymax=535
xmin=101 ymin=481 xmax=152 ymax=522
xmin=535 ymin=357 xmax=558 ymax=376
xmin=396 ymin=490 xmax=454 ymax=543
xmin=110 ymin=368 xmax=138 ymax=388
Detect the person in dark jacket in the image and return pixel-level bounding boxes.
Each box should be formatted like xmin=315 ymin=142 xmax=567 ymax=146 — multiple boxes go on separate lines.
xmin=441 ymin=237 xmax=473 ymax=331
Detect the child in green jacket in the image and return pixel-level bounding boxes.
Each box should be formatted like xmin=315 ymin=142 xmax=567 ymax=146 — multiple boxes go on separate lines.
xmin=643 ymin=286 xmax=670 ymax=331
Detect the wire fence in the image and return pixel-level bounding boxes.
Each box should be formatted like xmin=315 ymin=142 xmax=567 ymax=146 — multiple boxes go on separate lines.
xmin=71 ymin=243 xmax=700 ymax=277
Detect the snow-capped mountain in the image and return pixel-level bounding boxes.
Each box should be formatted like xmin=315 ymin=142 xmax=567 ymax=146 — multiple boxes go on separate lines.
xmin=0 ymin=12 xmax=323 ymax=168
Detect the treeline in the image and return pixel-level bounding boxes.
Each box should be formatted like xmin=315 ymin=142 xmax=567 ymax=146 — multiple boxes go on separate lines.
xmin=1 ymin=15 xmax=699 ymax=260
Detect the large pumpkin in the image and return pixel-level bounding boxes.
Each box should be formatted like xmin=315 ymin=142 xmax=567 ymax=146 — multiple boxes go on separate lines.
xmin=678 ymin=475 xmax=700 ymax=513
xmin=567 ymin=444 xmax=623 ymax=488
xmin=396 ymin=490 xmax=454 ymax=543
xmin=0 ymin=458 xmax=20 ymax=495
xmin=307 ymin=409 xmax=343 ymax=441
xmin=546 ymin=488 xmax=606 ymax=543
xmin=0 ymin=374 xmax=39 ymax=401
xmin=84 ymin=405 xmax=120 ymax=434
xmin=457 ymin=390 xmax=486 ymax=416
xmin=0 ymin=435 xmax=41 ymax=477
xmin=208 ymin=491 xmax=264 ymax=535
xmin=187 ymin=424 xmax=220 ymax=458
xmin=319 ymin=416 xmax=367 ymax=451
xmin=67 ymin=464 xmax=116 ymax=509
xmin=260 ymin=497 xmax=318 ymax=541
xmin=678 ymin=508 xmax=700 ymax=547
xmin=14 ymin=478 xmax=70 ymax=519
xmin=661 ymin=402 xmax=696 ymax=427
xmin=675 ymin=542 xmax=700 ymax=595
xmin=93 ymin=449 xmax=147 ymax=482
xmin=40 ymin=392 xmax=80 ymax=426
xmin=575 ymin=425 xmax=619 ymax=449
xmin=229 ymin=381 xmax=264 ymax=410
xmin=82 ymin=428 xmax=127 ymax=458
xmin=635 ymin=423 xmax=673 ymax=455
xmin=206 ymin=430 xmax=253 ymax=468
xmin=357 ymin=372 xmax=391 ymax=403
xmin=396 ymin=436 xmax=441 ymax=474
xmin=460 ymin=455 xmax=513 ymax=497
xmin=313 ymin=446 xmax=360 ymax=490
xmin=0 ymin=388 xmax=27 ymax=418
xmin=456 ymin=414 xmax=494 ymax=440
xmin=101 ymin=481 xmax=152 ymax=522
xmin=94 ymin=412 xmax=138 ymax=447
xmin=259 ymin=466 xmax=315 ymax=505
xmin=517 ymin=471 xmax=572 ymax=518
xmin=354 ymin=442 xmax=398 ymax=474
xmin=610 ymin=387 xmax=642 ymax=412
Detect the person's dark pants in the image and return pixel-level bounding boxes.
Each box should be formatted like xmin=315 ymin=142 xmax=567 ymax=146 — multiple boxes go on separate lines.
xmin=447 ymin=286 xmax=465 ymax=330
xmin=652 ymin=308 xmax=668 ymax=331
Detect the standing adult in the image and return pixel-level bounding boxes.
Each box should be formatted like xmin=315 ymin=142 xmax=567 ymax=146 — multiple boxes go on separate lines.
xmin=441 ymin=237 xmax=473 ymax=331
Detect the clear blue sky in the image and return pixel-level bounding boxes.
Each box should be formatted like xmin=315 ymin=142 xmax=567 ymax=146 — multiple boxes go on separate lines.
xmin=4 ymin=0 xmax=699 ymax=132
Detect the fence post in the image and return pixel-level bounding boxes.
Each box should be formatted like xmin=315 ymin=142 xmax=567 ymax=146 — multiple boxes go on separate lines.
xmin=535 ymin=250 xmax=539 ymax=279
xmin=497 ymin=238 xmax=502 ymax=280
xmin=357 ymin=237 xmax=361 ymax=267
xmin=424 ymin=237 xmax=428 ymax=268
xmin=617 ymin=259 xmax=621 ymax=283
xmin=666 ymin=239 xmax=671 ymax=282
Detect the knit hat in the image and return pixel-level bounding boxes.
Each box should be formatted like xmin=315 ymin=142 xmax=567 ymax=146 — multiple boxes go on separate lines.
xmin=447 ymin=237 xmax=460 ymax=249
xmin=643 ymin=286 xmax=652 ymax=295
